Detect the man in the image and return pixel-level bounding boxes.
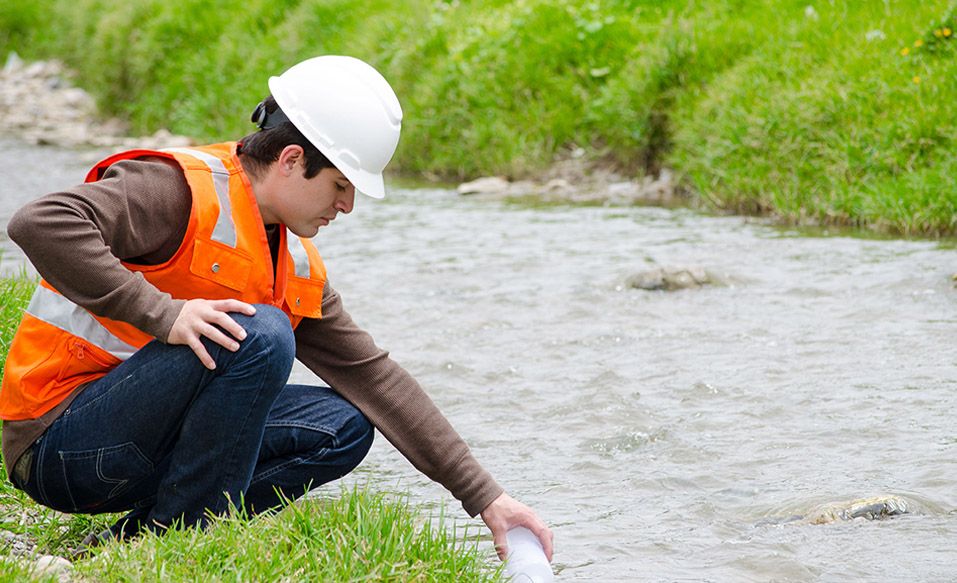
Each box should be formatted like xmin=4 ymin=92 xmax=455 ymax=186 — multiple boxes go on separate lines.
xmin=1 ymin=55 xmax=552 ymax=560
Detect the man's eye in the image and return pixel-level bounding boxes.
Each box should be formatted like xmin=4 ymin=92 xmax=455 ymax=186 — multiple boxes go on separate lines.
xmin=335 ymin=183 xmax=347 ymax=192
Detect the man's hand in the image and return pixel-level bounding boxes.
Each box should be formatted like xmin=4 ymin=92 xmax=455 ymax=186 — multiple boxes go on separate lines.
xmin=480 ymin=492 xmax=554 ymax=562
xmin=167 ymin=299 xmax=257 ymax=369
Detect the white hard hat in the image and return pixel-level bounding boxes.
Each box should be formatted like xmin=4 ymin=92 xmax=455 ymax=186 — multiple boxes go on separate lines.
xmin=267 ymin=55 xmax=402 ymax=198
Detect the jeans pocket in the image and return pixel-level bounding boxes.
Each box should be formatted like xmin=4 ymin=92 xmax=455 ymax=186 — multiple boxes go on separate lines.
xmin=59 ymin=442 xmax=154 ymax=512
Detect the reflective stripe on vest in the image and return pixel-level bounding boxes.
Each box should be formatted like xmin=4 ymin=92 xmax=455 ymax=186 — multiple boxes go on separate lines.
xmin=287 ymin=230 xmax=312 ymax=278
xmin=25 ymin=285 xmax=139 ymax=360
xmin=163 ymin=147 xmax=237 ymax=247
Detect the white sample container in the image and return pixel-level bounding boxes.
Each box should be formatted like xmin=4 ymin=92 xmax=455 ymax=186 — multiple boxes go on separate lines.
xmin=505 ymin=527 xmax=554 ymax=583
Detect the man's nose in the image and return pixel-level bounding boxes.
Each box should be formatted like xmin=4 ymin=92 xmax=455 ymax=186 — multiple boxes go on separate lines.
xmin=336 ymin=187 xmax=355 ymax=214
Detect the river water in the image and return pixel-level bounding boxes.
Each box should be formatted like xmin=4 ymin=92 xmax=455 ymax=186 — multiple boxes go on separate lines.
xmin=2 ymin=138 xmax=956 ymax=581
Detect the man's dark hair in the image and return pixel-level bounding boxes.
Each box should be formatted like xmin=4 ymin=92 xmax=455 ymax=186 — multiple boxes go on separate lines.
xmin=237 ymin=95 xmax=335 ymax=180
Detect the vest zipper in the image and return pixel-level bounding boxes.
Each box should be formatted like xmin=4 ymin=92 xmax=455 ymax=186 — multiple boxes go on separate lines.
xmin=74 ymin=340 xmax=85 ymax=360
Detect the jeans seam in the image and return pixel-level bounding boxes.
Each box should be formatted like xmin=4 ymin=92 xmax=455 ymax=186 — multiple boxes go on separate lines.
xmin=58 ymin=451 xmax=79 ymax=512
xmin=248 ymin=447 xmax=331 ymax=486
xmin=263 ymin=421 xmax=339 ymax=436
xmin=65 ymin=373 xmax=134 ymax=417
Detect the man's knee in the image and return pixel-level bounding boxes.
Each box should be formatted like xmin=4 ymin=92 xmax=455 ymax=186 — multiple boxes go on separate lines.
xmin=335 ymin=408 xmax=374 ymax=474
xmin=234 ymin=304 xmax=295 ymax=361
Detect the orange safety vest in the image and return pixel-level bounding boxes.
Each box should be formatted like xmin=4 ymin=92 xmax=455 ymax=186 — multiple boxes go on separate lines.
xmin=0 ymin=143 xmax=326 ymax=421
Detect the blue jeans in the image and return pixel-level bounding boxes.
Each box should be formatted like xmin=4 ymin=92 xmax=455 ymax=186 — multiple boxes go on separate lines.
xmin=18 ymin=304 xmax=373 ymax=535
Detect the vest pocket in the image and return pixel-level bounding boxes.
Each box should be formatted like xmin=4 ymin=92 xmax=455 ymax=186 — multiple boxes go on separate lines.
xmin=285 ymin=277 xmax=324 ymax=318
xmin=189 ymin=238 xmax=253 ymax=292
xmin=60 ymin=337 xmax=120 ymax=377
xmin=58 ymin=442 xmax=154 ymax=513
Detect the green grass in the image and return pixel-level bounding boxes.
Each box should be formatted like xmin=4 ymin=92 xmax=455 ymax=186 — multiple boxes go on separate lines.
xmin=1 ymin=0 xmax=955 ymax=236
xmin=76 ymin=489 xmax=500 ymax=582
xmin=0 ymin=276 xmax=499 ymax=581
xmin=0 ymin=270 xmax=35 ymax=383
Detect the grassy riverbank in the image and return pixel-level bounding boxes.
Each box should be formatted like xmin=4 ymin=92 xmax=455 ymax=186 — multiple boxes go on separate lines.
xmin=0 ymin=277 xmax=499 ymax=581
xmin=2 ymin=0 xmax=955 ymax=236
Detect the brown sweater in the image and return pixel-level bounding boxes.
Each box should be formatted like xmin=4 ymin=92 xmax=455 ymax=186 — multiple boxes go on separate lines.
xmin=3 ymin=157 xmax=502 ymax=517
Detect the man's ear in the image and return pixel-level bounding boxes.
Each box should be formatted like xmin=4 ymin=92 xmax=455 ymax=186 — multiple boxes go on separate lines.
xmin=277 ymin=145 xmax=305 ymax=176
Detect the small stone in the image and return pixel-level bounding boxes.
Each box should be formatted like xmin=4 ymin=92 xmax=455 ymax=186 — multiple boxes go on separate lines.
xmin=668 ymin=270 xmax=697 ymax=289
xmin=35 ymin=555 xmax=73 ymax=581
xmin=607 ymin=181 xmax=639 ymax=197
xmin=145 ymin=128 xmax=192 ymax=148
xmin=544 ymin=178 xmax=571 ymax=192
xmin=61 ymin=88 xmax=93 ymax=108
xmin=457 ymin=176 xmax=510 ymax=195
xmin=686 ymin=266 xmax=709 ymax=284
xmin=625 ymin=268 xmax=666 ymax=290
xmin=24 ymin=62 xmax=47 ymax=78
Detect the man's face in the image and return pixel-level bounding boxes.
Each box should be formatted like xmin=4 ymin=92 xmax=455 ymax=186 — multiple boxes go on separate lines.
xmin=278 ymin=163 xmax=356 ymax=238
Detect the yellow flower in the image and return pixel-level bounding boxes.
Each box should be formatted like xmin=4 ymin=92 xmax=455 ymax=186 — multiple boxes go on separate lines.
xmin=945 ymin=28 xmax=953 ymax=37
xmin=913 ymin=75 xmax=921 ymax=84
xmin=900 ymin=47 xmax=910 ymax=56
xmin=914 ymin=39 xmax=924 ymax=47
xmin=935 ymin=29 xmax=943 ymax=38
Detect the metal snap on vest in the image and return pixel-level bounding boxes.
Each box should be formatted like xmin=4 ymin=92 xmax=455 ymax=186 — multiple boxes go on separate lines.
xmin=296 ymin=297 xmax=301 ymax=306
xmin=211 ymin=263 xmax=221 ymax=273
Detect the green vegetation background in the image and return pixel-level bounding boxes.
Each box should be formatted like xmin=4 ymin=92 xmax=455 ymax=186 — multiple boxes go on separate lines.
xmin=1 ymin=0 xmax=955 ymax=236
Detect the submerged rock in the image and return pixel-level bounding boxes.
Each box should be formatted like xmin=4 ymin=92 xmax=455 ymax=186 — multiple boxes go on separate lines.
xmin=758 ymin=493 xmax=935 ymax=527
xmin=805 ymin=495 xmax=914 ymax=524
xmin=805 ymin=496 xmax=909 ymax=524
xmin=626 ymin=266 xmax=717 ymax=291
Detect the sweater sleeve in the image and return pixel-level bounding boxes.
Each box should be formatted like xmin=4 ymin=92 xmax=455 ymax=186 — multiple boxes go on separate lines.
xmin=6 ymin=158 xmax=191 ymax=341
xmin=294 ymin=285 xmax=504 ymax=517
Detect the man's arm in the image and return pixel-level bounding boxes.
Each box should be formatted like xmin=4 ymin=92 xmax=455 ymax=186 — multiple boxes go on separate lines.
xmin=6 ymin=158 xmax=189 ymax=340
xmin=295 ymin=286 xmax=553 ymax=558
xmin=7 ymin=158 xmax=254 ymax=365
xmin=294 ymin=285 xmax=503 ymax=515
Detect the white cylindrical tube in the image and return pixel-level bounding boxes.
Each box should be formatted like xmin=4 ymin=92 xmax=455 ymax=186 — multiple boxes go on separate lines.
xmin=505 ymin=527 xmax=554 ymax=583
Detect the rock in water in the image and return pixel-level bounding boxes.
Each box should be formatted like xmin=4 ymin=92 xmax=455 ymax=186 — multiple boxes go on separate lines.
xmin=805 ymin=495 xmax=912 ymax=524
xmin=626 ymin=266 xmax=715 ymax=291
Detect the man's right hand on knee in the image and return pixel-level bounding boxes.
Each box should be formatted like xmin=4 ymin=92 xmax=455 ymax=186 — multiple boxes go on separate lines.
xmin=167 ymin=299 xmax=257 ymax=369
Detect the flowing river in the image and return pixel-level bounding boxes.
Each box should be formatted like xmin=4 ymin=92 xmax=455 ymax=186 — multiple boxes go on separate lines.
xmin=2 ymin=137 xmax=956 ymax=581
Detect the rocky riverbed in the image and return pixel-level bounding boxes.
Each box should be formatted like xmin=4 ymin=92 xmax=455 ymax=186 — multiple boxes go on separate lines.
xmin=3 ymin=50 xmax=681 ymax=208
xmin=2 ymin=52 xmax=191 ymax=150
xmin=456 ymin=157 xmax=682 ymax=206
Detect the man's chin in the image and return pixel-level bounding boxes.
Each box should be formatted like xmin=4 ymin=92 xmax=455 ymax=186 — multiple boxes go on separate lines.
xmin=289 ymin=225 xmax=320 ymax=238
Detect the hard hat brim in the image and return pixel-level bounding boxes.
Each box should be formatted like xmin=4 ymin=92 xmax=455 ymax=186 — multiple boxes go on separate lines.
xmin=349 ymin=167 xmax=386 ymax=199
